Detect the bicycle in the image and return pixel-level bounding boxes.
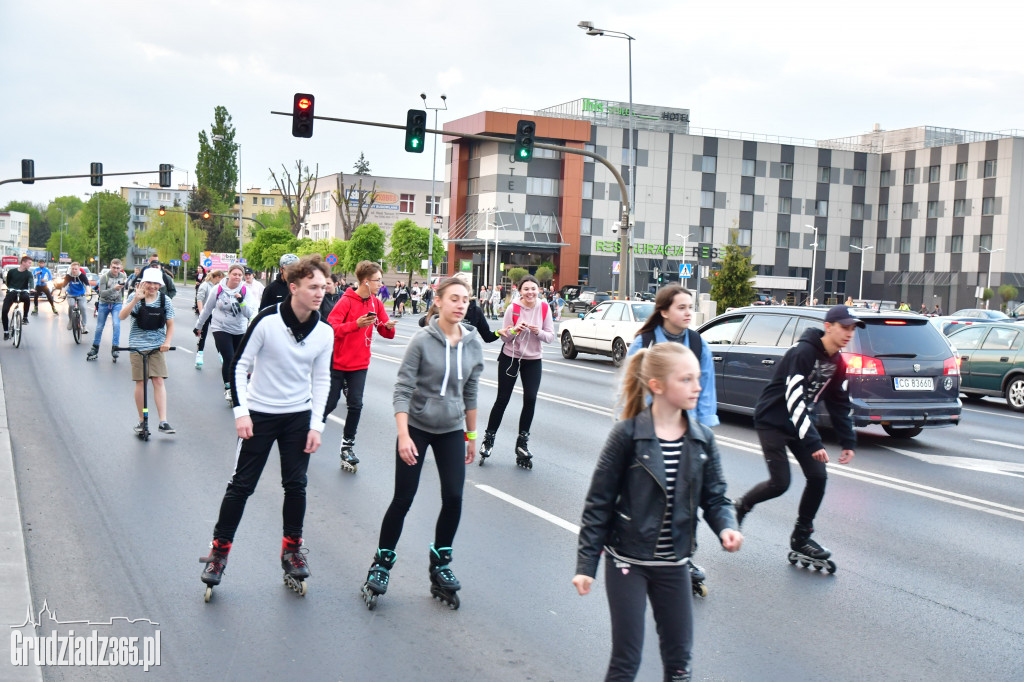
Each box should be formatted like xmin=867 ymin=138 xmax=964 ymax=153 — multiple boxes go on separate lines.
xmin=6 ymin=289 xmax=33 ymax=348
xmin=69 ymin=300 xmax=84 ymax=344
xmin=113 ymin=346 xmax=177 ymax=441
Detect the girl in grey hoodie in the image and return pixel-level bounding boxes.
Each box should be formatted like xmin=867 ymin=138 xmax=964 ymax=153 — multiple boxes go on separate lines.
xmin=360 ymin=279 xmax=484 ymax=611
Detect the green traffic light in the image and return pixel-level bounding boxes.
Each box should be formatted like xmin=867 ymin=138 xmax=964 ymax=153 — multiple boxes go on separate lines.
xmin=519 ymin=149 xmax=528 ymax=157
xmin=412 ymin=139 xmax=420 ymax=148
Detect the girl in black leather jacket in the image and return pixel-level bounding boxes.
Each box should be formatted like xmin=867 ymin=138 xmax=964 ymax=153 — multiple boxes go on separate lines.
xmin=573 ymin=343 xmax=742 ymax=682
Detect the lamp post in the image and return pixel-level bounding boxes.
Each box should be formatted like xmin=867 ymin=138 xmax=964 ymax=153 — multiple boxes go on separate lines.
xmin=675 ymin=232 xmax=694 ymax=287
xmin=850 ymin=244 xmax=874 ymax=301
xmin=84 ymin=192 xmax=101 ymax=272
xmin=56 ymin=205 xmax=66 ymax=258
xmin=172 ymin=165 xmax=192 ymax=284
xmin=804 ymin=224 xmax=819 ymax=305
xmin=579 ymin=20 xmax=635 ymax=299
xmin=420 ymin=93 xmax=447 ymax=284
xmin=980 ymin=246 xmax=1004 ymax=308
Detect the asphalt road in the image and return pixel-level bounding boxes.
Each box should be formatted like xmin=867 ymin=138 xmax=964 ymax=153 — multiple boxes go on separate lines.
xmin=3 ymin=300 xmax=1023 ymax=680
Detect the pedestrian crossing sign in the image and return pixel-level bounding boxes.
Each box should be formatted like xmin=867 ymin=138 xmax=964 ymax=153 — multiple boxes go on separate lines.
xmin=679 ymin=263 xmax=693 ymax=278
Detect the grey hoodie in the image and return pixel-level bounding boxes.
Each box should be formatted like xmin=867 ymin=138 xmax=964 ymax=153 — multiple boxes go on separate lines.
xmin=393 ymin=318 xmax=484 ymax=434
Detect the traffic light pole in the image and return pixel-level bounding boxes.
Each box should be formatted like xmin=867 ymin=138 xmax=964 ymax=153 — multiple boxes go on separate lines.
xmin=0 ymin=169 xmax=166 ymax=187
xmin=270 ymin=110 xmax=633 ymax=298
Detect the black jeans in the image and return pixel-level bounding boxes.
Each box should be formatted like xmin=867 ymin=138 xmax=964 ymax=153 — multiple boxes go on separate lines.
xmin=196 ymin=317 xmax=212 ymax=352
xmin=323 ymin=368 xmax=367 ymax=441
xmin=2 ymin=291 xmax=30 ymax=332
xmin=377 ymin=426 xmax=466 ymax=550
xmin=213 ymin=410 xmax=312 ymax=542
xmin=603 ymin=558 xmax=693 ymax=681
xmin=486 ymin=353 xmax=542 ymax=434
xmin=742 ymin=428 xmax=828 ymax=526
xmin=212 ymin=330 xmax=243 ymax=385
xmin=32 ymin=285 xmax=55 ymax=309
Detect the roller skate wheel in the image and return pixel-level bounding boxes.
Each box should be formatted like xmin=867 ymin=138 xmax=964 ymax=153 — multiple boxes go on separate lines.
xmin=799 ymin=559 xmax=810 ymax=568
xmin=204 ymin=586 xmax=213 ymax=603
xmin=340 ymin=461 xmax=357 ymax=473
xmin=787 ymin=552 xmax=798 ymax=565
xmin=693 ymin=583 xmax=708 ymax=598
xmin=826 ymin=560 xmax=837 ymax=574
xmin=361 ymin=585 xmax=378 ymax=610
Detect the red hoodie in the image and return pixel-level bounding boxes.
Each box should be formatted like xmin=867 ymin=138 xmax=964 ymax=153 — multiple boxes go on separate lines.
xmin=326 ymin=287 xmax=396 ymax=371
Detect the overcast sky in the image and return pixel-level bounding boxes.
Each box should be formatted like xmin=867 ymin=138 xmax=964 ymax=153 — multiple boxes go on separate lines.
xmin=3 ymin=0 xmax=1022 ymax=208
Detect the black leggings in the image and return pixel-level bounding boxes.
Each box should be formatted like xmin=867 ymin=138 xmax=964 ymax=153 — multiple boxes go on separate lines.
xmin=213 ymin=330 xmax=243 ymax=385
xmin=377 ymin=426 xmax=466 ymax=550
xmin=32 ymin=285 xmax=55 ymax=309
xmin=197 ymin=317 xmax=212 ymax=352
xmin=486 ymin=353 xmax=542 ymax=434
xmin=323 ymin=368 xmax=367 ymax=441
xmin=741 ymin=428 xmax=828 ymax=526
xmin=603 ymin=558 xmax=693 ymax=680
xmin=213 ymin=410 xmax=312 ymax=542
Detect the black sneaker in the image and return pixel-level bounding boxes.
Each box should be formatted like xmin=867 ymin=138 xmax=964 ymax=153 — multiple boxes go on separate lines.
xmin=21 ymin=317 xmax=29 ymax=325
xmin=733 ymin=497 xmax=748 ymax=528
xmin=133 ymin=422 xmax=145 ymax=434
xmin=3 ymin=331 xmax=8 ymax=341
xmin=158 ymin=422 xmax=176 ymax=434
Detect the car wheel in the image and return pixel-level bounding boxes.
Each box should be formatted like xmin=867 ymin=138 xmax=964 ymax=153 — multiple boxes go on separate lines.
xmin=612 ymin=338 xmax=627 ymax=367
xmin=561 ymin=331 xmax=578 ymax=360
xmin=881 ymin=424 xmax=923 ymax=438
xmin=1005 ymin=376 xmax=1024 ymax=412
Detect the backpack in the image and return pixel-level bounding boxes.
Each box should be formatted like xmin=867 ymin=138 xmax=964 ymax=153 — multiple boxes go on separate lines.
xmin=511 ymin=301 xmax=548 ymax=326
xmin=640 ymin=327 xmax=703 ymax=361
xmin=132 ymin=292 xmax=167 ymax=331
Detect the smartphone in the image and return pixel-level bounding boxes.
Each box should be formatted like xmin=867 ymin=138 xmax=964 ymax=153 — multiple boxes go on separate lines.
xmin=365 ymin=311 xmax=377 ymax=317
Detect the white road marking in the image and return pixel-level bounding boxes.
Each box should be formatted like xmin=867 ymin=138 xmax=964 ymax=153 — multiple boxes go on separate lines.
xmin=327 ymin=415 xmax=345 ymax=426
xmin=962 ymin=407 xmax=1024 ymax=421
xmin=881 ymin=445 xmax=1024 ymax=478
xmin=475 ymin=484 xmax=580 ymax=535
xmin=974 ymin=439 xmax=1024 ymax=451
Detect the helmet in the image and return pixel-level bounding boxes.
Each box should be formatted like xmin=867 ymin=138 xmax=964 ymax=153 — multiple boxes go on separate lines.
xmin=279 ymin=253 xmax=299 ymax=268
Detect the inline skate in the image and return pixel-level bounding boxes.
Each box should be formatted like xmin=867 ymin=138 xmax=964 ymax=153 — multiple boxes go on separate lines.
xmin=339 ymin=438 xmax=359 ymax=473
xmin=515 ymin=431 xmax=533 ymax=469
xmin=281 ymin=536 xmax=310 ymax=596
xmin=787 ymin=522 xmax=836 ymax=574
xmin=690 ymin=563 xmax=708 ymax=598
xmin=199 ymin=538 xmax=232 ymax=602
xmin=361 ymin=548 xmax=397 ymax=610
xmin=477 ymin=430 xmax=496 ymax=466
xmin=429 ymin=544 xmax=461 ymax=610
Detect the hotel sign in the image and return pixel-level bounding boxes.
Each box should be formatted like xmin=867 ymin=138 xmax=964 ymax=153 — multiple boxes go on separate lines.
xmin=595 ymin=240 xmax=719 ymax=259
xmin=580 ymin=98 xmax=690 ymax=133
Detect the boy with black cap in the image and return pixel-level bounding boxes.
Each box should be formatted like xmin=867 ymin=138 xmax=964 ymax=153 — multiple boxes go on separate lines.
xmin=732 ymin=304 xmax=859 ymax=564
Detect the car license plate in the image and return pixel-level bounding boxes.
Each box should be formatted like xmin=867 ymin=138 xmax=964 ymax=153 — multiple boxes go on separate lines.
xmin=893 ymin=377 xmax=934 ymax=391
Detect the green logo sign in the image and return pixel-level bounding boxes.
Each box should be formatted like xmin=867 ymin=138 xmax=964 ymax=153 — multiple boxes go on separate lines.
xmin=460 ymin=259 xmax=472 ymax=272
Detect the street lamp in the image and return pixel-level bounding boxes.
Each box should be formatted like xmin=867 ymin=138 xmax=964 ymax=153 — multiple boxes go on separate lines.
xmin=172 ymin=165 xmax=193 ymax=284
xmin=850 ymin=244 xmax=874 ymax=301
xmin=85 ymin=192 xmax=101 ymax=272
xmin=675 ymin=232 xmax=694 ymax=286
xmin=579 ymin=20 xmax=635 ymax=299
xmin=804 ymin=224 xmax=818 ymax=305
xmin=420 ymin=93 xmax=447 ymax=283
xmin=56 ymin=205 xmax=66 ymax=259
xmin=980 ymin=246 xmax=1004 ymax=308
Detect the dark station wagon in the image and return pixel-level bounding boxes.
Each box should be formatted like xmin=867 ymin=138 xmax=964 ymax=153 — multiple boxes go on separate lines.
xmin=698 ymin=306 xmax=962 ymax=438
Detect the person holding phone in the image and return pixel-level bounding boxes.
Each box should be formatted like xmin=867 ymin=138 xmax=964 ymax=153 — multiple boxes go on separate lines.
xmin=324 ymin=261 xmax=396 ymax=472
xmin=194 ymin=264 xmax=255 ymax=403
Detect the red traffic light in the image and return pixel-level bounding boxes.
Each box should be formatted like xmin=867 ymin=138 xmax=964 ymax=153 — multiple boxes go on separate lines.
xmin=158 ymin=206 xmax=166 ymax=216
xmin=297 ymin=97 xmax=312 ymax=110
xmin=201 ymin=210 xmax=211 ymax=220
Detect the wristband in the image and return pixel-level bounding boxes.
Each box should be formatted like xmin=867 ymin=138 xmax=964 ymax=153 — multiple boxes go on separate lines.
xmin=465 ymin=431 xmax=477 ymax=441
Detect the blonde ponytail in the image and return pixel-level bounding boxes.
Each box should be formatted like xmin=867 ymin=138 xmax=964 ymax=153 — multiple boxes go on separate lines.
xmin=617 ymin=343 xmax=697 ymax=420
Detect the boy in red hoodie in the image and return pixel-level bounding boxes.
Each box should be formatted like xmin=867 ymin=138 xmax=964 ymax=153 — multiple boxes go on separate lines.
xmin=325 ymin=261 xmax=397 ymax=471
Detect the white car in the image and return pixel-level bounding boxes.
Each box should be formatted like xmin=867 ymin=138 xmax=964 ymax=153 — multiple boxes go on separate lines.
xmin=559 ymin=299 xmax=654 ymax=366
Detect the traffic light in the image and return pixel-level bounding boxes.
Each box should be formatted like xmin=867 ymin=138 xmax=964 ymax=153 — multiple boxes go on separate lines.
xmin=21 ymin=159 xmax=34 ymax=184
xmin=90 ymin=162 xmax=103 ymax=186
xmin=292 ymin=93 xmax=315 ymax=138
xmin=201 ymin=209 xmax=211 ymax=220
xmin=515 ymin=120 xmax=536 ymax=161
xmin=158 ymin=206 xmax=166 ymax=216
xmin=698 ymin=243 xmax=714 ymax=261
xmin=405 ymin=109 xmax=426 ymax=153
xmin=159 ymin=163 xmax=172 ymax=188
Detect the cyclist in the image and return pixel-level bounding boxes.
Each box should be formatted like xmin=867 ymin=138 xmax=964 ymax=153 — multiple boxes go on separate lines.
xmin=53 ymin=261 xmax=90 ymax=334
xmin=3 ymin=256 xmax=35 ymax=341
xmin=88 ymin=259 xmax=127 ymax=361
xmin=31 ymin=261 xmax=58 ymax=315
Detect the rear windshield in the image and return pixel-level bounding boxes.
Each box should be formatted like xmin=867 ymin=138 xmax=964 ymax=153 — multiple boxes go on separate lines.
xmin=851 ymin=319 xmax=951 ymax=360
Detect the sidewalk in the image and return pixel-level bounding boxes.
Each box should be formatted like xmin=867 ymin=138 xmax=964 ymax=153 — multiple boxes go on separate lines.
xmin=0 ymin=358 xmax=44 ymax=681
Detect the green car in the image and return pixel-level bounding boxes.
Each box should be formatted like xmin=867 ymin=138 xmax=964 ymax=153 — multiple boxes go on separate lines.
xmin=947 ymin=322 xmax=1024 ymax=411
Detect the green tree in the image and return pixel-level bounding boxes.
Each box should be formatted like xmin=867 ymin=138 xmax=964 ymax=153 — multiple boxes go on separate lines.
xmin=708 ymin=243 xmax=757 ymax=310
xmin=46 ymin=213 xmax=91 ymax=264
xmin=507 ymin=267 xmax=529 ymax=285
xmin=386 ymin=219 xmax=443 ymax=286
xmin=354 ymin=152 xmax=371 ymax=175
xmin=43 ymin=196 xmax=85 ymax=253
xmin=535 ymin=266 xmax=554 ymax=286
xmin=80 ymin=192 xmax=131 ymax=267
xmin=295 ymin=238 xmax=348 ymax=273
xmin=344 ymin=223 xmax=386 ymax=272
xmin=251 ymin=209 xmax=292 ymax=233
xmin=133 ymin=209 xmax=207 ymax=265
xmin=998 ymin=284 xmax=1019 ymax=310
xmin=188 ymin=186 xmax=236 ymax=253
xmin=2 ymin=200 xmax=48 ymax=247
xmin=196 ymin=106 xmax=238 ymax=203
xmin=241 ymin=227 xmax=297 ymax=272
xmin=981 ymin=287 xmax=993 ymax=305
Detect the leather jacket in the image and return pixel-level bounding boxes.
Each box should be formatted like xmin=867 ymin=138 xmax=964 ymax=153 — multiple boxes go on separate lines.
xmin=576 ymin=408 xmax=737 ymax=577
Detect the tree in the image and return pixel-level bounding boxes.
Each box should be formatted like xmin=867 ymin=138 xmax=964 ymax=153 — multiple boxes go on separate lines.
xmin=386 ymin=219 xmax=443 ymax=286
xmin=332 ymin=172 xmax=378 ymax=241
xmin=296 ymin=238 xmax=349 ymax=273
xmin=708 ymin=243 xmax=757 ymax=310
xmin=46 ymin=212 xmax=90 ymax=264
xmin=998 ymin=284 xmax=1019 ymax=311
xmin=981 ymin=287 xmax=994 ymax=305
xmin=3 ymin=200 xmax=48 ymax=247
xmin=133 ymin=209 xmax=207 ymax=265
xmin=344 ymin=223 xmax=386 ymax=273
xmin=353 ymin=152 xmax=371 ymax=175
xmin=535 ymin=266 xmax=554 ymax=287
xmin=43 ymin=196 xmax=84 ymax=252
xmin=269 ymin=160 xmax=318 ymax=236
xmin=80 ymin=192 xmax=131 ymax=267
xmin=251 ymin=209 xmax=292 ymax=233
xmin=188 ymin=186 xmax=236 ymax=253
xmin=241 ymin=227 xmax=297 ymax=273
xmin=507 ymin=267 xmax=529 ymax=286
xmin=196 ymin=106 xmax=238 ymax=204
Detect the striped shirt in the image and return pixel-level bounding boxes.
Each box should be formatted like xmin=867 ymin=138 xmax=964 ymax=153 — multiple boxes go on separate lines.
xmin=126 ymin=291 xmax=176 ymax=350
xmin=654 ymin=437 xmax=683 ymax=560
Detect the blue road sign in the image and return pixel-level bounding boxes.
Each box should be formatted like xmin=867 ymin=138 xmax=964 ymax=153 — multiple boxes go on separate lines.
xmin=679 ymin=263 xmax=693 ymax=278
xmin=326 ymin=253 xmax=338 ymax=266
xmin=238 ymin=258 xmax=247 ymax=265
xmin=203 ymin=258 xmax=213 ymax=268
xmin=169 ymin=259 xmax=181 ymax=266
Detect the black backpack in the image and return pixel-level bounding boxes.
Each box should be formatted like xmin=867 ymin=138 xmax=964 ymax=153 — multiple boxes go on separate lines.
xmin=640 ymin=327 xmax=703 ymax=360
xmin=132 ymin=293 xmax=167 ymax=331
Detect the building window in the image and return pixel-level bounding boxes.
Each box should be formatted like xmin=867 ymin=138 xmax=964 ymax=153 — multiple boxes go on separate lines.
xmin=252 ymin=197 xmax=258 ymax=205
xmin=466 ymin=178 xmax=478 ymax=196
xmin=778 ymin=197 xmax=792 ymax=214
xmin=742 ymin=159 xmax=755 ymax=176
xmin=135 ymin=206 xmax=147 ymax=217
xmin=533 ymin=147 xmax=561 ymax=160
xmin=582 ymin=181 xmax=593 ymax=199
xmin=979 ymin=234 xmax=993 ymax=251
xmin=740 ymin=194 xmax=753 ymax=211
xmin=818 ymin=166 xmax=831 ymax=183
xmin=815 ymin=200 xmax=828 ymax=217
xmin=526 ymin=177 xmax=559 ymax=196
xmin=850 ymin=235 xmax=863 ymax=248
xmin=880 ymin=170 xmax=891 ymax=186
xmin=622 ymin=148 xmax=637 ymax=165
xmin=580 ymin=217 xmax=591 ymax=235
xmin=904 ymin=168 xmax=915 ymax=185
xmin=776 ymin=231 xmax=790 ymax=248
xmin=900 ymin=237 xmax=911 ymax=254
xmin=851 ymin=203 xmax=865 ymax=220
xmin=701 ymin=156 xmax=717 ymax=173
xmin=852 ymin=169 xmax=866 ymax=186
xmin=878 ymin=203 xmax=888 ymax=220
xmin=469 ymin=144 xmax=481 ymax=160
xmin=526 ymin=213 xmax=556 ymax=233
xmin=902 ymin=202 xmax=913 ymax=219
xmin=780 ymin=163 xmax=793 ymax=180
xmin=578 ymin=254 xmax=590 ymax=282
xmin=584 ymin=144 xmax=595 ymax=162
xmin=929 ymin=165 xmax=940 ymax=183
xmin=876 ymin=237 xmax=888 ymax=253
xmin=927 ymin=201 xmax=939 ymax=218
xmin=701 ymin=225 xmax=713 ymax=242
xmin=701 ymin=191 xmax=715 ymax=209
xmin=158 ymin=192 xmax=171 ymax=202
xmin=262 ymin=197 xmax=275 ymax=206
xmin=425 ymin=195 xmax=441 ymax=216
xmin=982 ymin=197 xmax=996 ymax=215
xmin=736 ymin=229 xmax=752 ymax=246
xmin=955 ymin=162 xmax=967 ymax=180
xmin=984 ymin=159 xmax=997 ymax=178
xmin=400 ymin=194 xmax=415 ymax=213
xmin=925 ymin=236 xmax=936 ymax=253
xmin=951 ymin=235 xmax=963 ymax=253
xmin=953 ymin=199 xmax=966 ymax=217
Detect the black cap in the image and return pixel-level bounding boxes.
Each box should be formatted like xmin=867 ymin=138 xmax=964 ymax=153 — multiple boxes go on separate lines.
xmin=825 ymin=304 xmax=866 ymax=328
xmin=244 ymin=267 xmax=254 ymax=275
